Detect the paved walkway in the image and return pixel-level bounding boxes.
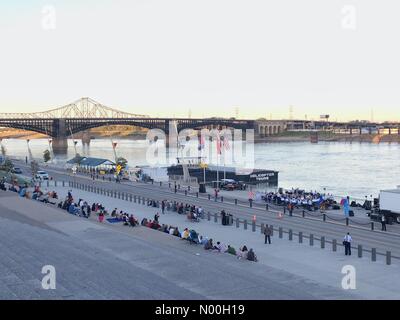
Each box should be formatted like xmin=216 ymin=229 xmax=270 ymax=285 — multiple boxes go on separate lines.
xmin=0 ymin=190 xmax=358 ymax=300
xmin=3 ymin=185 xmax=399 ymax=299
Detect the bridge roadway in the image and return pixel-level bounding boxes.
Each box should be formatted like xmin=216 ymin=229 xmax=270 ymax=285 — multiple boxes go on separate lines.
xmin=14 ymin=161 xmax=400 ymax=259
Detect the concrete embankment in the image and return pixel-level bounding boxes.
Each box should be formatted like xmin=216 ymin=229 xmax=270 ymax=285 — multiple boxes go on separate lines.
xmin=2 ymin=186 xmax=400 ymax=299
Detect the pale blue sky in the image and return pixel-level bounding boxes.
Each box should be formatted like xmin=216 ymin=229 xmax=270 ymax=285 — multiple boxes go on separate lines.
xmin=0 ymin=0 xmax=399 ymax=121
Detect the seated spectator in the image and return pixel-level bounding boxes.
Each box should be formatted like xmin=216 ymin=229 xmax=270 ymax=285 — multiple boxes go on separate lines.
xmin=173 ymin=227 xmax=180 ymax=237
xmin=237 ymin=246 xmax=248 ymax=260
xmin=189 ymin=229 xmax=199 ymax=243
xmin=247 ymin=249 xmax=258 ymax=262
xmin=129 ymin=215 xmax=138 ymax=227
xmin=199 ymin=236 xmax=208 ymax=246
xmin=141 ymin=218 xmax=148 ymax=226
xmin=226 ymin=245 xmax=236 ymax=255
xmin=214 ymin=242 xmax=227 ymax=253
xmin=169 ymin=226 xmax=175 ymax=235
xmin=181 ymin=228 xmax=190 ymax=239
xmin=204 ymin=239 xmax=214 ymax=250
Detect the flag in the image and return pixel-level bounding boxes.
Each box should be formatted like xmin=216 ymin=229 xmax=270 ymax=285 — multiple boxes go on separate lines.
xmin=223 ymin=137 xmax=230 ymax=151
xmin=198 ymin=134 xmax=205 ymax=150
xmin=216 ymin=138 xmax=222 ymax=155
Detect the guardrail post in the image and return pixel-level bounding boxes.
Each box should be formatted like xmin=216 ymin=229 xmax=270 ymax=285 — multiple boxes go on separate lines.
xmin=323 ymin=214 xmax=326 ymax=222
xmin=207 ymin=212 xmax=211 ymax=221
xmin=299 ymin=232 xmax=303 ymax=243
xmin=118 ymin=192 xmax=121 ymax=199
xmin=321 ymin=236 xmax=325 ymax=249
xmin=47 ymin=181 xmax=49 ymax=187
xmin=249 ymin=199 xmax=253 ymax=208
xmin=208 ymin=194 xmax=211 ymax=200
xmin=358 ymin=245 xmax=362 ymax=258
xmin=386 ymin=251 xmax=391 ymax=265
xmin=310 ymin=234 xmax=314 ymax=246
xmin=134 ymin=195 xmax=137 ymax=203
xmin=279 ymin=227 xmax=283 ymax=238
xmin=371 ymin=248 xmax=376 ymax=262
xmin=196 ymin=192 xmax=199 ymax=198
xmin=284 ymin=207 xmax=286 ymax=214
xmin=214 ymin=214 xmax=218 ymax=223
xmin=288 ymin=229 xmax=293 ymax=241
xmin=371 ymin=222 xmax=374 ymax=231
xmin=129 ymin=194 xmax=132 ymax=202
xmin=221 ymin=196 xmax=224 ymax=203
xmin=302 ymin=210 xmax=305 ymax=218
xmin=261 ymin=223 xmax=265 ymax=234
xmin=252 ymin=221 xmax=256 ymax=232
xmin=55 ymin=181 xmax=57 ymax=187
xmin=244 ymin=220 xmax=248 ymax=230
xmin=332 ymin=239 xmax=337 ymax=252
xmin=270 ymin=225 xmax=273 ymax=236
xmin=185 ymin=190 xmax=187 ymax=196
xmin=236 ymin=218 xmax=240 ymax=228
xmin=266 ymin=204 xmax=269 ymax=211
xmin=160 ymin=181 xmax=162 ymax=187
xmin=235 ymin=199 xmax=238 ymax=205
xmin=346 ymin=218 xmax=349 ymax=226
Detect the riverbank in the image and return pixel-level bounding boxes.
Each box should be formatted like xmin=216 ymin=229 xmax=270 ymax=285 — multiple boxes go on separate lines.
xmin=256 ymin=131 xmax=400 ymax=143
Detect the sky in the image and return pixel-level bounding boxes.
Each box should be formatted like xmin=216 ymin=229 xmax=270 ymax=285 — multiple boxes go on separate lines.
xmin=0 ymin=0 xmax=399 ymax=121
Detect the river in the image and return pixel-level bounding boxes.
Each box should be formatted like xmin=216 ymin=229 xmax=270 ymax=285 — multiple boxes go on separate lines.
xmin=1 ymin=138 xmax=399 ymax=199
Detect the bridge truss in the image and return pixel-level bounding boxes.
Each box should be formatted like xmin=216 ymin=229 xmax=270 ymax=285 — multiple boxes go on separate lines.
xmin=0 ymin=97 xmax=149 ymax=119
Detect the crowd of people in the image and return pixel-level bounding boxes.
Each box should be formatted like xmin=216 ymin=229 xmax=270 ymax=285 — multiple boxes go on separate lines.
xmin=159 ymin=200 xmax=205 ymax=222
xmin=262 ymin=188 xmax=337 ymax=211
xmin=139 ymin=216 xmax=258 ymax=262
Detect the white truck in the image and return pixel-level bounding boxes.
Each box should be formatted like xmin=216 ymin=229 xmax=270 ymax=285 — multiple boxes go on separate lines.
xmin=379 ymin=188 xmax=400 ymax=224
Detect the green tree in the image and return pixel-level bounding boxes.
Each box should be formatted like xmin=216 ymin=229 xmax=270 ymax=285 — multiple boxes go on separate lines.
xmin=43 ymin=149 xmax=51 ymax=163
xmin=0 ymin=159 xmax=14 ymax=172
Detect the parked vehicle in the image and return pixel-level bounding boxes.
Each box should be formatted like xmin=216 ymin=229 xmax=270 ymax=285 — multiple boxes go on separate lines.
xmin=35 ymin=171 xmax=49 ymax=180
xmin=376 ymin=188 xmax=400 ymax=224
xmin=11 ymin=167 xmax=22 ymax=174
xmin=220 ymin=179 xmax=245 ymax=191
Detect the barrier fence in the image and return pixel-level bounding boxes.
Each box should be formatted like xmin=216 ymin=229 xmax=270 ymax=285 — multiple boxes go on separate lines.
xmin=22 ymin=179 xmax=397 ymax=265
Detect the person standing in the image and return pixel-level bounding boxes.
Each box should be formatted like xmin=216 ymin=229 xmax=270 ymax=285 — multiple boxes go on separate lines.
xmin=343 ymin=196 xmax=350 ymax=217
xmin=343 ymin=232 xmax=352 ymax=256
xmin=154 ymin=212 xmax=160 ymax=223
xmin=161 ymin=200 xmax=166 ymax=214
xmin=381 ymin=214 xmax=387 ymax=231
xmin=264 ymin=225 xmax=272 ymax=244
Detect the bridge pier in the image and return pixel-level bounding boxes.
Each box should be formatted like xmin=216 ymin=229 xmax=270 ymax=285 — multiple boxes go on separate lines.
xmin=52 ymin=137 xmax=68 ymax=155
xmin=81 ymin=131 xmax=91 ymax=146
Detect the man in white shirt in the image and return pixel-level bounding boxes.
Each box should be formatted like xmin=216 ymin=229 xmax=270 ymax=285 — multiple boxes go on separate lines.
xmin=343 ymin=233 xmax=352 ymax=256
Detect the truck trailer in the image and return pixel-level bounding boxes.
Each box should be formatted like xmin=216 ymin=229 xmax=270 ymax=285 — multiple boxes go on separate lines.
xmin=379 ymin=188 xmax=400 ymax=224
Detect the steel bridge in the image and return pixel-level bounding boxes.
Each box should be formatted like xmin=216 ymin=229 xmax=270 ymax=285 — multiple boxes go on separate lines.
xmin=0 ymin=98 xmax=255 ymax=139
